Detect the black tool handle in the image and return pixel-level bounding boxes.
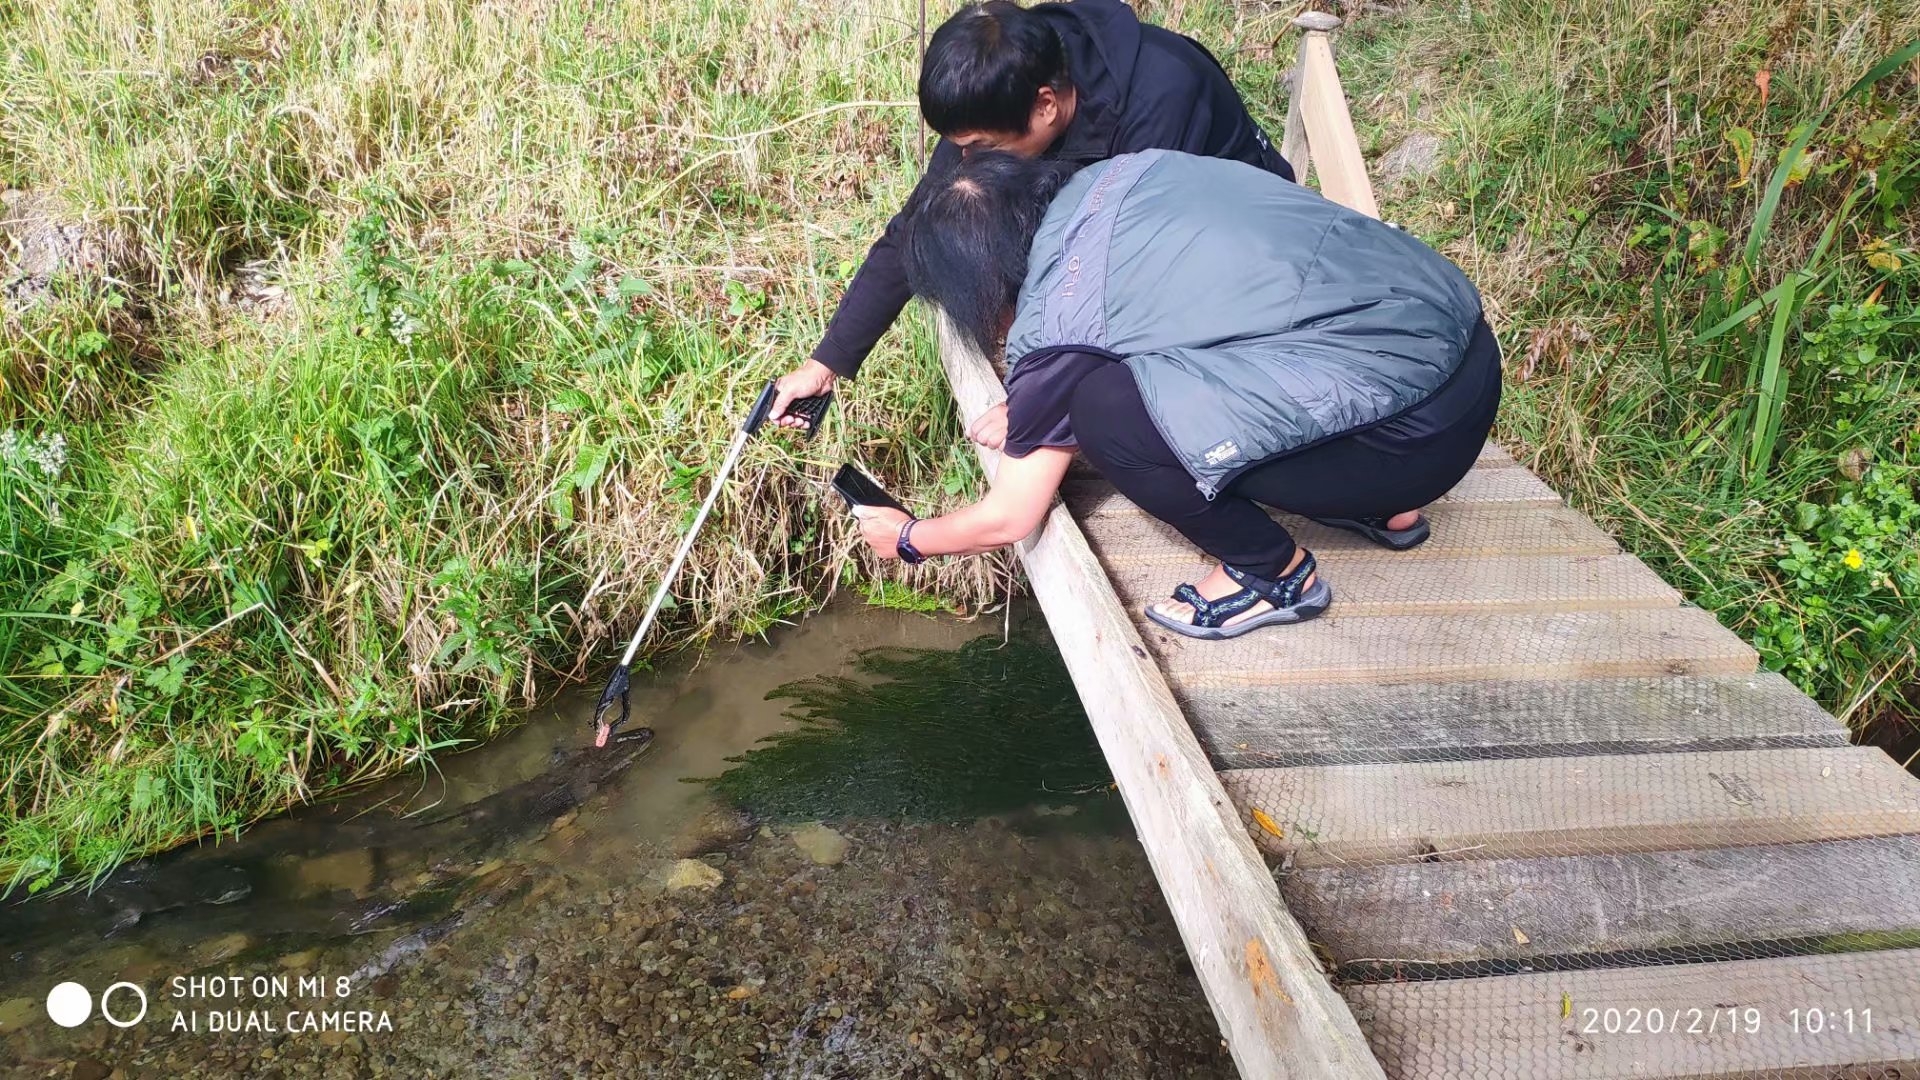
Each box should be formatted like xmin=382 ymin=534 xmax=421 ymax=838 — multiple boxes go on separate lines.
xmin=781 ymin=391 xmax=833 ymax=440
xmin=741 ymin=380 xmax=832 ymax=439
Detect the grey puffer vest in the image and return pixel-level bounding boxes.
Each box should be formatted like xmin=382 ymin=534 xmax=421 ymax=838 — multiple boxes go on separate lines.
xmin=1004 ymin=150 xmax=1484 ymax=497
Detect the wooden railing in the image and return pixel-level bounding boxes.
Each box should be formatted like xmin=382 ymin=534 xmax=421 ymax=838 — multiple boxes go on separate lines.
xmin=1281 ymin=12 xmax=1380 ymax=219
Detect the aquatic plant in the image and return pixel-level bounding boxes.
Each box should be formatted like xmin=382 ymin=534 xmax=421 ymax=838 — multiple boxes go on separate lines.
xmin=710 ymin=633 xmax=1112 ymax=821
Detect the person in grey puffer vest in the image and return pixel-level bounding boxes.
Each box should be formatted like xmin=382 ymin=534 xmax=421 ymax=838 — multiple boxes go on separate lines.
xmin=851 ymin=149 xmax=1501 ymax=639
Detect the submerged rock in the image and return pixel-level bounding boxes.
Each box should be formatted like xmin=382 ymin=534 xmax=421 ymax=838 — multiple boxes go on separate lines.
xmin=198 ymin=932 xmax=254 ymax=963
xmin=788 ymin=823 xmax=850 ymax=866
xmin=663 ymin=860 xmax=723 ymax=892
xmin=292 ymin=848 xmax=377 ymax=898
xmin=671 ymin=806 xmax=754 ymax=858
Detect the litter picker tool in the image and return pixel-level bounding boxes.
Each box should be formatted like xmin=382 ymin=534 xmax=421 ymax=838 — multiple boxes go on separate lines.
xmin=591 ymin=380 xmax=830 ymax=747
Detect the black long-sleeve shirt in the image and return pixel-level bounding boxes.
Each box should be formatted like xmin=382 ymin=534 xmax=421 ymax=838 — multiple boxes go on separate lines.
xmin=811 ymin=0 xmax=1293 ymax=378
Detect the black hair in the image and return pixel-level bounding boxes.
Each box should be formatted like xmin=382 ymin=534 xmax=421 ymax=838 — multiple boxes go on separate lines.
xmin=904 ymin=150 xmax=1083 ymax=358
xmin=919 ymin=2 xmax=1070 ymax=137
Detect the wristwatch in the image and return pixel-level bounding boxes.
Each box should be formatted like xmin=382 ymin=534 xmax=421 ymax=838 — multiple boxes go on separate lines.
xmin=896 ymin=518 xmax=926 ymax=565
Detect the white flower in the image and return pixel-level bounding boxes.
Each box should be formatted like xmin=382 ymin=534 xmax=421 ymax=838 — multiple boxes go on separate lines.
xmin=32 ymin=433 xmax=67 ymax=478
xmin=388 ymin=305 xmax=422 ymax=346
xmin=1 ymin=429 xmax=65 ymax=479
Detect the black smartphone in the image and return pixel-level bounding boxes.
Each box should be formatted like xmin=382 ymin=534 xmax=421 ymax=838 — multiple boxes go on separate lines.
xmin=830 ymin=464 xmax=907 ymax=514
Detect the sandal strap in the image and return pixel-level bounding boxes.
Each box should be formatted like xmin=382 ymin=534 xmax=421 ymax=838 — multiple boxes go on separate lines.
xmin=1224 ymin=551 xmax=1317 ymax=609
xmin=1169 ymin=581 xmax=1264 ymax=629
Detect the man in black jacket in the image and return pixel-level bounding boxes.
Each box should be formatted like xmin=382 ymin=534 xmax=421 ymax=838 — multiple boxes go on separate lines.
xmin=769 ymin=0 xmax=1292 ymax=427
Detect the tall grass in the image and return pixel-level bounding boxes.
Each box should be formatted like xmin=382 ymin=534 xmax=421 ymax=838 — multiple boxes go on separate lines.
xmin=1 ymin=0 xmax=1002 ymax=891
xmin=1326 ymin=0 xmax=1920 ymax=727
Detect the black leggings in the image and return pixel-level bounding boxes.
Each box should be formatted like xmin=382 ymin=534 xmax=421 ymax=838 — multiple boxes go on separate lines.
xmin=1071 ymin=327 xmax=1501 ymax=579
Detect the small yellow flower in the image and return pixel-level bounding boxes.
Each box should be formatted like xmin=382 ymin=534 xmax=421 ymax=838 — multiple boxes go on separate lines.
xmin=1843 ymin=549 xmax=1865 ymax=571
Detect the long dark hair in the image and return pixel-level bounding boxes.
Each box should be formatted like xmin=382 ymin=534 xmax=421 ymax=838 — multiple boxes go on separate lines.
xmin=904 ymin=150 xmax=1083 ymax=358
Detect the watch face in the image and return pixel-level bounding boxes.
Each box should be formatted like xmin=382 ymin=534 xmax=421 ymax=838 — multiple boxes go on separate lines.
xmin=897 ymin=520 xmax=925 ymax=564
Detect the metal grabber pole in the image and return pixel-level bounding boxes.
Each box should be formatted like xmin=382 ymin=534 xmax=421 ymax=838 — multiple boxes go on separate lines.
xmin=590 ymin=380 xmax=829 ymax=747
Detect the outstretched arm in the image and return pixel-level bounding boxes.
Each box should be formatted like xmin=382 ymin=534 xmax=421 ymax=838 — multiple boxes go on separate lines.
xmin=856 ymin=447 xmax=1074 ymax=559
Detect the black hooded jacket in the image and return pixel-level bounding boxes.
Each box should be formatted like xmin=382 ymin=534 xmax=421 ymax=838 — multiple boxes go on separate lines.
xmin=811 ymin=0 xmax=1293 ymax=378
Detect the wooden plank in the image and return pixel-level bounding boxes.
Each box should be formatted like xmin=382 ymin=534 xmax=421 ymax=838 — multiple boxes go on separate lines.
xmin=1286 ymin=836 xmax=1920 ymax=966
xmin=1065 ymin=464 xmax=1559 ymax=520
xmin=1346 ymin=949 xmax=1920 ymax=1079
xmin=1177 ymin=673 xmax=1849 ymax=768
xmin=1145 ymin=607 xmax=1758 ymax=689
xmin=1095 ymin=541 xmax=1681 ymax=617
xmin=1071 ymin=499 xmax=1619 ymax=560
xmin=1221 ymin=747 xmax=1920 ymax=868
xmin=934 ymin=318 xmax=1387 ymax=1079
xmin=1477 ymin=439 xmax=1517 ymax=468
xmin=1435 ymin=467 xmax=1561 ymax=506
xmin=1295 ymin=24 xmax=1381 ymax=219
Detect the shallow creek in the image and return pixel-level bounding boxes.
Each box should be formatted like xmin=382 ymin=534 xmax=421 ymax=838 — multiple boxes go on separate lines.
xmin=2 ymin=604 xmax=1232 ymax=1079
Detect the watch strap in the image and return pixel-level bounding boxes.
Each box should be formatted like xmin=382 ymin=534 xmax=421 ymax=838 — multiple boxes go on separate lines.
xmin=896 ymin=518 xmax=926 ymax=565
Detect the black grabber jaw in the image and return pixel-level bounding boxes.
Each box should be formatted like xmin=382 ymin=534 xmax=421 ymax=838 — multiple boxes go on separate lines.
xmin=591 ymin=663 xmax=631 ymax=748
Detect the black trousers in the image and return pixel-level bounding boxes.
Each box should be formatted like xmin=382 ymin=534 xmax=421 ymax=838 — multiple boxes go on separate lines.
xmin=1072 ymin=321 xmax=1502 ymax=579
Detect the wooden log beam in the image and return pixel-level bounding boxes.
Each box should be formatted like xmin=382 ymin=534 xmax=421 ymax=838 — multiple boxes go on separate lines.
xmin=933 ymin=317 xmax=1386 ymax=1079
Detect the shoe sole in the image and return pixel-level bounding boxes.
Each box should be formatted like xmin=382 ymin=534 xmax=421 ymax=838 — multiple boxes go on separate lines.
xmin=1312 ymin=516 xmax=1430 ymax=551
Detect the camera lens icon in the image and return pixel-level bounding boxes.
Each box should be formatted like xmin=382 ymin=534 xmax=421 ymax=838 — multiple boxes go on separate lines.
xmin=46 ymin=982 xmax=90 ymax=1028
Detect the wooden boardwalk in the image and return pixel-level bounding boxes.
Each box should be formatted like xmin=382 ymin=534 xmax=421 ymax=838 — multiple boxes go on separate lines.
xmin=933 ymin=16 xmax=1920 ymax=1078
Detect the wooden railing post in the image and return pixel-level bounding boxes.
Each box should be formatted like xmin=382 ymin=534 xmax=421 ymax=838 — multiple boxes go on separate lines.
xmin=1279 ymin=12 xmax=1382 ymax=220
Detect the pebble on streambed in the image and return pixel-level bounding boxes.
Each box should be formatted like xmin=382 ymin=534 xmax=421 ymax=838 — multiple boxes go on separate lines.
xmin=787 ymin=822 xmax=850 ymax=866
xmin=662 ymin=859 xmax=724 ymax=892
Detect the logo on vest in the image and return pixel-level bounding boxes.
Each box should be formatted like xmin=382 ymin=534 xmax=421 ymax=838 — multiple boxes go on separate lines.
xmin=1202 ymin=440 xmax=1240 ymax=466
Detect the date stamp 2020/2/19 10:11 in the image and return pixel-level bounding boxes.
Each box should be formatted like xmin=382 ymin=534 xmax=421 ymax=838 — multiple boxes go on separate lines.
xmin=1575 ymin=1004 xmax=1878 ymax=1038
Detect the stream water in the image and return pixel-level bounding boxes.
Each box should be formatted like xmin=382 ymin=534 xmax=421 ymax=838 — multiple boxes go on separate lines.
xmin=1 ymin=604 xmax=1232 ymax=1079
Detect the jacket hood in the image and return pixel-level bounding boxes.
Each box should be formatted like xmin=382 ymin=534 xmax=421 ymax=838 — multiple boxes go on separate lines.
xmin=1034 ymin=0 xmax=1142 ymax=161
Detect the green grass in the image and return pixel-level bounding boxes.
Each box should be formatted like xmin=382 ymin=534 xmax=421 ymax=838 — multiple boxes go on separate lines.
xmin=0 ymin=0 xmax=1002 ymax=892
xmin=3 ymin=0 xmax=1917 ymax=889
xmin=1310 ymin=0 xmax=1920 ymax=732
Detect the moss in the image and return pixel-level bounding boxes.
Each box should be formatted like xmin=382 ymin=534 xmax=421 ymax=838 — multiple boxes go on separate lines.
xmin=709 ymin=632 xmax=1112 ymax=822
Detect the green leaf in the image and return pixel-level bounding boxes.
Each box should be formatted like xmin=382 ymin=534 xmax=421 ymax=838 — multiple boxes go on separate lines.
xmin=73 ymin=330 xmax=110 ymax=357
xmin=1724 ymin=126 xmax=1754 ymax=188
xmin=570 ymin=442 xmax=612 ymax=490
xmin=550 ymin=389 xmax=593 ymax=413
xmin=143 ymin=655 xmax=192 ymax=698
xmin=617 ymin=275 xmax=653 ymax=297
xmin=562 ymin=255 xmax=599 ymax=291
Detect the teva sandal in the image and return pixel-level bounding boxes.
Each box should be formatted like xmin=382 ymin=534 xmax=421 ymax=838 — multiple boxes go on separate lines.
xmin=1310 ymin=514 xmax=1430 ymax=551
xmin=1144 ymin=553 xmax=1332 ymax=640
